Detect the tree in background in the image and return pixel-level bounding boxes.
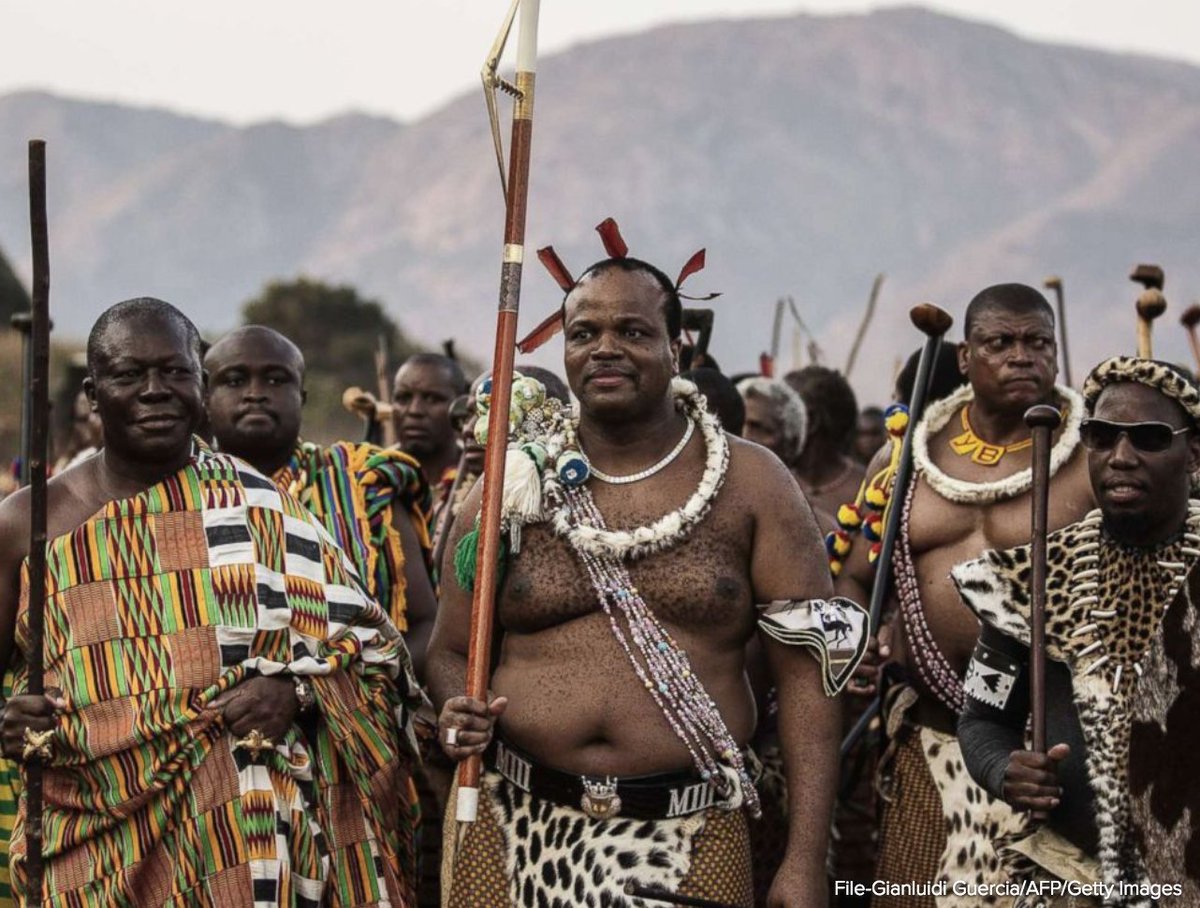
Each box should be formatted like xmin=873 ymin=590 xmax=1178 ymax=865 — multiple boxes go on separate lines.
xmin=0 ymin=246 xmax=33 ymax=475
xmin=240 ymin=277 xmax=425 ymax=443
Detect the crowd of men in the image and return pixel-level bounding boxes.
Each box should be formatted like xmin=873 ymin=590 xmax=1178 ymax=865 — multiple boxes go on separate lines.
xmin=0 ymin=258 xmax=1195 ymax=908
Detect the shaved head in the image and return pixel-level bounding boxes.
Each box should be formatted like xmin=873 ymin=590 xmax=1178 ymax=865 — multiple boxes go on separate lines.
xmin=204 ymin=325 xmax=308 ymax=473
xmin=204 ymin=325 xmax=305 ymax=378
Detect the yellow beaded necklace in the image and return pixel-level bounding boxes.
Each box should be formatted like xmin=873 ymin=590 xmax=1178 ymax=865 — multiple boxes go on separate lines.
xmin=949 ymin=405 xmax=1032 ymax=466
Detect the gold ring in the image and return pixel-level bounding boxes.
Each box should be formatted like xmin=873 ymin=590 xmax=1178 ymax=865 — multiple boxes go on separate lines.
xmin=233 ymin=729 xmax=275 ymax=757
xmin=21 ymin=728 xmax=53 ymax=761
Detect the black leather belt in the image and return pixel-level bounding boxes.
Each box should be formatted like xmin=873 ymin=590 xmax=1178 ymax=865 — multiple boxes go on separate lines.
xmin=486 ymin=735 xmax=729 ymax=821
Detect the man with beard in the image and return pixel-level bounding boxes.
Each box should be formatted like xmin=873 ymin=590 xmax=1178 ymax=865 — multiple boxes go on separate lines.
xmin=955 ymin=357 xmax=1200 ymax=905
xmin=204 ymin=325 xmax=437 ymax=675
xmin=0 ymin=299 xmax=421 ymax=906
xmin=430 ymin=254 xmax=867 ymax=907
xmin=838 ymin=284 xmax=1094 ymax=907
xmin=392 ymin=354 xmax=469 ymax=525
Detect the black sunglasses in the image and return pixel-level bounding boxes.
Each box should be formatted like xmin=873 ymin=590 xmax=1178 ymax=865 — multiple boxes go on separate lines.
xmin=1079 ymin=418 xmax=1190 ymax=453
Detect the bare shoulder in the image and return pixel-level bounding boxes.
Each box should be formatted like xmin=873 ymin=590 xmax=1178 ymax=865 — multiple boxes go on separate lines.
xmin=726 ymin=434 xmax=802 ymax=505
xmin=0 ymin=485 xmax=30 ymax=554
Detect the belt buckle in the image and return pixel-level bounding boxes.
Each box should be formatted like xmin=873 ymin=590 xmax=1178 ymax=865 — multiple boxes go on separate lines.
xmin=580 ymin=776 xmax=622 ymax=820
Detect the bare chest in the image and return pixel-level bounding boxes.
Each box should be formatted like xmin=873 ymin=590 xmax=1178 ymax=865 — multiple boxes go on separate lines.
xmin=499 ymin=489 xmax=755 ymax=640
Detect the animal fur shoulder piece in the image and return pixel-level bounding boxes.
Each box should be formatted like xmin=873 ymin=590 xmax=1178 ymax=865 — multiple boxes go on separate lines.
xmin=951 ymin=502 xmax=1200 ymax=904
xmin=912 ymin=384 xmax=1084 ymax=505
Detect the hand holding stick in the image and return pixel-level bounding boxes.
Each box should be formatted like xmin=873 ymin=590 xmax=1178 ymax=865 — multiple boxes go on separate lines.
xmin=1024 ymin=404 xmax=1062 ymax=756
xmin=457 ymin=0 xmax=541 ymax=824
xmin=24 ymin=138 xmax=51 ymax=904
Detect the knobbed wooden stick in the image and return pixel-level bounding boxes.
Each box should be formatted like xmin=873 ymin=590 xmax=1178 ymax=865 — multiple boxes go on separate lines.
xmin=1181 ymin=305 xmax=1200 ymax=374
xmin=1136 ymin=289 xmax=1167 ymax=359
xmin=457 ymin=0 xmax=541 ymax=824
xmin=841 ymin=302 xmax=953 ymax=758
xmin=1025 ymin=404 xmax=1062 ymax=756
xmin=25 ymin=137 xmax=51 ymax=904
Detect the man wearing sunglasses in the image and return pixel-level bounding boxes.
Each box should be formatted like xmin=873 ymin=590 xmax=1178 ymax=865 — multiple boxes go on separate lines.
xmin=955 ymin=355 xmax=1200 ymax=903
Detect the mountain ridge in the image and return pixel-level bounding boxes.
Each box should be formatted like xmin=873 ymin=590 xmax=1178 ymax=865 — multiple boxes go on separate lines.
xmin=2 ymin=7 xmax=1198 ymax=401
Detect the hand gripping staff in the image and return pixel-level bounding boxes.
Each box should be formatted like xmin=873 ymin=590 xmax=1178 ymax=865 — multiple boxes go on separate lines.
xmin=456 ymin=0 xmax=541 ymax=824
xmin=23 ymin=139 xmax=52 ymax=903
xmin=1024 ymin=404 xmax=1062 ymax=759
xmin=840 ymin=303 xmax=954 ymax=759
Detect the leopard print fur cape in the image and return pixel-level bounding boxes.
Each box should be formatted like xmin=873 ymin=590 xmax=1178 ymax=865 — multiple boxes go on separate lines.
xmin=951 ymin=502 xmax=1200 ymax=906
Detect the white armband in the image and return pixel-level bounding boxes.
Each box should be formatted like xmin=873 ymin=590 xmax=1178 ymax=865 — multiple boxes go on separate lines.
xmin=757 ymin=597 xmax=870 ymax=696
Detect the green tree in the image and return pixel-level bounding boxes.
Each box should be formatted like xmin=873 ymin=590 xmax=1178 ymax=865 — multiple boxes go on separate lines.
xmin=0 ymin=244 xmax=31 ymax=329
xmin=240 ymin=277 xmax=423 ymax=444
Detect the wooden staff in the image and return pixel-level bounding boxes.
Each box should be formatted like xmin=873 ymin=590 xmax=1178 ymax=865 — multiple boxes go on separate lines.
xmin=24 ymin=138 xmax=51 ymax=903
xmin=1042 ymin=276 xmax=1072 ymax=387
xmin=1130 ymin=263 xmax=1166 ymax=359
xmin=375 ymin=335 xmax=397 ymax=448
xmin=457 ymin=0 xmax=541 ymax=823
xmin=1181 ymin=305 xmax=1200 ymax=374
xmin=840 ymin=303 xmax=953 ymax=758
xmin=1136 ymin=289 xmax=1167 ymax=359
xmin=1024 ymin=404 xmax=1061 ymax=756
xmin=844 ymin=273 xmax=884 ymax=379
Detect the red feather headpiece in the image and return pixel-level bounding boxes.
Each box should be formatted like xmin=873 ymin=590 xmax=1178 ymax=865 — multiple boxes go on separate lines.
xmin=517 ymin=217 xmax=719 ymax=353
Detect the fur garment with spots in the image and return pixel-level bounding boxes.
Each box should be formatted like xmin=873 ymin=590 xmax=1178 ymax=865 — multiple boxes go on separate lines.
xmin=952 ymin=504 xmax=1200 ymax=906
xmin=461 ymin=772 xmax=753 ymax=907
xmin=923 ymin=727 xmax=1024 ymax=907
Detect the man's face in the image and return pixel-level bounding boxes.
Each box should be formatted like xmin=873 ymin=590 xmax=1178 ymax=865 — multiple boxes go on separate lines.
xmin=959 ymin=309 xmax=1057 ymax=412
xmin=854 ymin=411 xmax=887 ymax=463
xmin=459 ymin=374 xmax=488 ymax=476
xmin=742 ymin=395 xmax=788 ymax=462
xmin=1087 ymin=382 xmax=1200 ymax=542
xmin=204 ymin=332 xmax=305 ymax=463
xmin=392 ymin=362 xmax=459 ymax=460
xmin=84 ymin=315 xmax=204 ymax=464
xmin=562 ymin=268 xmax=681 ymax=422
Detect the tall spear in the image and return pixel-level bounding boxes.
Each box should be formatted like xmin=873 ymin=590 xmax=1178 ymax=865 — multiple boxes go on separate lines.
xmin=24 ymin=138 xmax=52 ymax=903
xmin=844 ymin=273 xmax=884 ymax=379
xmin=456 ymin=0 xmax=541 ymax=824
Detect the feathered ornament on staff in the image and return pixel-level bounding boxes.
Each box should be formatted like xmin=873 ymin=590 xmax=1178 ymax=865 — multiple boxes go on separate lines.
xmin=456 ymin=0 xmax=542 ymax=824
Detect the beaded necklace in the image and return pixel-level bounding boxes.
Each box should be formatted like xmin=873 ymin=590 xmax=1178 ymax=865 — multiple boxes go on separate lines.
xmin=894 ymin=480 xmax=966 ymax=714
xmin=560 ymin=480 xmax=759 ymax=818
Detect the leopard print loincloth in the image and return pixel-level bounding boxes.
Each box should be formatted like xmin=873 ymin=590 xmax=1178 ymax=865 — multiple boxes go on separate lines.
xmin=924 ymin=728 xmax=1021 ymax=906
xmin=445 ymin=772 xmax=754 ymax=907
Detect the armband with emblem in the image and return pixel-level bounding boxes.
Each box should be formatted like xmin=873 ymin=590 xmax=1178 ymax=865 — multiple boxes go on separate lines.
xmin=757 ymin=597 xmax=870 ymax=696
xmin=963 ymin=638 xmax=1025 ymax=717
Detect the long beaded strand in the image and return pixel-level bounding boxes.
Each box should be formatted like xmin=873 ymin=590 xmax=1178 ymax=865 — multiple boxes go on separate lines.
xmin=563 ymin=483 xmax=762 ymax=818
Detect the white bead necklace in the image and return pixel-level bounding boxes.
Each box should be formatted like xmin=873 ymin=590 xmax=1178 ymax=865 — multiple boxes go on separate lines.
xmin=582 ymin=417 xmax=695 ymax=485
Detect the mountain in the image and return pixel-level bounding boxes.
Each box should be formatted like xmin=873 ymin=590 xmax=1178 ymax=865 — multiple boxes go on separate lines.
xmin=3 ymin=7 xmax=1200 ymax=402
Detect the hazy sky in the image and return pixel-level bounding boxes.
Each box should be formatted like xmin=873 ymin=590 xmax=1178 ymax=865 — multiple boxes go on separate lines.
xmin=3 ymin=1 xmax=1199 ymax=124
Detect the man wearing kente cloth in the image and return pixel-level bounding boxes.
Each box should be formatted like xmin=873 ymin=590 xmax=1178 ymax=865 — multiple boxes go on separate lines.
xmin=955 ymin=357 xmax=1200 ymax=907
xmin=429 ymin=222 xmax=868 ymax=908
xmin=391 ymin=354 xmax=469 ymax=542
xmin=0 ymin=299 xmax=423 ymax=906
xmin=837 ymin=284 xmax=1094 ymax=907
xmin=204 ymin=325 xmax=438 ymax=675
xmin=204 ymin=324 xmax=440 ymax=904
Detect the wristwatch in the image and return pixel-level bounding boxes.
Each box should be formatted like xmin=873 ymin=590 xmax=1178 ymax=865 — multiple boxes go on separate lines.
xmin=293 ymin=678 xmax=316 ymax=714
